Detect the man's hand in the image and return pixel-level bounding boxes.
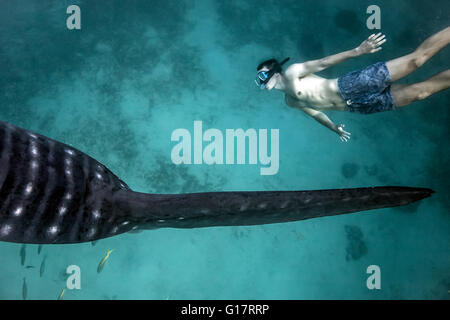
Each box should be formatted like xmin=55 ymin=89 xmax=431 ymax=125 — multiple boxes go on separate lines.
xmin=336 ymin=124 xmax=351 ymax=142
xmin=356 ymin=33 xmax=386 ymax=55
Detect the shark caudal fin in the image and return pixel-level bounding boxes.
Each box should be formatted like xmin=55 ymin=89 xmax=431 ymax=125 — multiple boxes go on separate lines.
xmin=112 ymin=186 xmax=434 ymax=230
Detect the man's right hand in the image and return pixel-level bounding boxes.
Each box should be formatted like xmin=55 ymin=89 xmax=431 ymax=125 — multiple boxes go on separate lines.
xmin=336 ymin=124 xmax=351 ymax=142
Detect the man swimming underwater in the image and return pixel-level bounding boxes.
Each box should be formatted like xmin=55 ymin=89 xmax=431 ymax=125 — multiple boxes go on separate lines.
xmin=256 ymin=27 xmax=450 ymax=141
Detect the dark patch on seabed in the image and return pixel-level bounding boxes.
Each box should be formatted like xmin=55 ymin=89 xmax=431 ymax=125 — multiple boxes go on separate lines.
xmin=144 ymin=156 xmax=227 ymax=193
xmin=341 ymin=162 xmax=360 ymax=179
xmin=298 ymin=33 xmax=325 ymax=60
xmin=364 ymin=164 xmax=378 ymax=177
xmin=344 ymin=225 xmax=368 ymax=261
xmin=334 ymin=10 xmax=363 ymax=34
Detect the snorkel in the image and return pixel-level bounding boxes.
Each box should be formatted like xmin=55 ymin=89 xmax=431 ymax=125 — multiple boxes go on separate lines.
xmin=255 ymin=57 xmax=290 ymax=89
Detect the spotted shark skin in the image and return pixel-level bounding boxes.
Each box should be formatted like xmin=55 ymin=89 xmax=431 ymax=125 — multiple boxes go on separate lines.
xmin=0 ymin=120 xmax=434 ymax=244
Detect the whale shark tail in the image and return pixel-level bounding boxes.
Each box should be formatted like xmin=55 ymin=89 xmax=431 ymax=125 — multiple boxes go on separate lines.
xmin=0 ymin=119 xmax=435 ymax=245
xmin=113 ymin=186 xmax=434 ymax=230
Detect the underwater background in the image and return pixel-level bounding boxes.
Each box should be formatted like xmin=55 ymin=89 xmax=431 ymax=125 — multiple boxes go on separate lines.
xmin=0 ymin=0 xmax=449 ymax=299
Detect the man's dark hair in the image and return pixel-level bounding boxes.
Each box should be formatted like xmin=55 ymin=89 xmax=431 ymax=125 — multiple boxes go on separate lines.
xmin=257 ymin=57 xmax=290 ymax=73
xmin=257 ymin=58 xmax=280 ymax=72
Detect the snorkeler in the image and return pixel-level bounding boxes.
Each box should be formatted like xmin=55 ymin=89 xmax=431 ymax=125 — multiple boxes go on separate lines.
xmin=256 ymin=27 xmax=450 ymax=141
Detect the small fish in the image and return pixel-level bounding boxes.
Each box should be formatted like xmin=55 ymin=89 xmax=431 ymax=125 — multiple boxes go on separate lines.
xmin=57 ymin=288 xmax=65 ymax=300
xmin=97 ymin=249 xmax=114 ymax=273
xmin=25 ymin=265 xmax=35 ymax=269
xmin=37 ymin=244 xmax=43 ymax=255
xmin=22 ymin=278 xmax=27 ymax=300
xmin=293 ymin=230 xmax=305 ymax=240
xmin=20 ymin=244 xmax=26 ymax=266
xmin=40 ymin=256 xmax=47 ymax=278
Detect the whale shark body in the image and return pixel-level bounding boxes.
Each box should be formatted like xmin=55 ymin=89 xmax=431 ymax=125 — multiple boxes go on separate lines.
xmin=0 ymin=120 xmax=433 ymax=244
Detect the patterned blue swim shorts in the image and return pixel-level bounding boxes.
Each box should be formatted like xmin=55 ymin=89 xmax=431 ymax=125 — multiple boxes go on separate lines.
xmin=337 ymin=62 xmax=396 ymax=114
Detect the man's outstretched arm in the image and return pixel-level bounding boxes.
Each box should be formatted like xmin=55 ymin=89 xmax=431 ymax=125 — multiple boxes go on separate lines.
xmin=288 ymin=33 xmax=386 ymax=77
xmin=300 ymin=107 xmax=351 ymax=142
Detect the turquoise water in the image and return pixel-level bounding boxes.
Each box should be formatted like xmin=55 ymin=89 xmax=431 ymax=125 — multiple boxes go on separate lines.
xmin=0 ymin=0 xmax=449 ymax=300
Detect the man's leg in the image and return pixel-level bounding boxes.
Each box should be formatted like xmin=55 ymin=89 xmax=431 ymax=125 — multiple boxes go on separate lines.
xmin=391 ymin=69 xmax=450 ymax=107
xmin=386 ymin=26 xmax=450 ymax=82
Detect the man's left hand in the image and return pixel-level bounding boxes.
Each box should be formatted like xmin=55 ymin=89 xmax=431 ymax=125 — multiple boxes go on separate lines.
xmin=356 ymin=33 xmax=386 ymax=54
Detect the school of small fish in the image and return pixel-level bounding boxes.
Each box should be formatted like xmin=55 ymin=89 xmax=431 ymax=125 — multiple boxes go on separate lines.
xmin=17 ymin=242 xmax=117 ymax=300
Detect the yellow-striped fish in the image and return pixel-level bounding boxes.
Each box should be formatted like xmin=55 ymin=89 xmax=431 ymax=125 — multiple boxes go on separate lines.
xmin=57 ymin=288 xmax=65 ymax=300
xmin=97 ymin=249 xmax=114 ymax=273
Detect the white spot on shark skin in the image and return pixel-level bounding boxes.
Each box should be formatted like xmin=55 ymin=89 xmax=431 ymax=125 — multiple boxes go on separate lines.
xmin=13 ymin=207 xmax=23 ymax=216
xmin=360 ymin=195 xmax=371 ymax=201
xmin=28 ymin=133 xmax=38 ymax=139
xmin=65 ymin=158 xmax=72 ymax=166
xmin=95 ymin=172 xmax=103 ymax=180
xmin=177 ymin=217 xmax=185 ymax=220
xmin=342 ymin=197 xmax=352 ymax=202
xmin=65 ymin=149 xmax=75 ymax=156
xmin=258 ymin=203 xmax=267 ymax=209
xmin=92 ymin=210 xmax=101 ymax=219
xmin=200 ymin=209 xmax=210 ymax=214
xmin=87 ymin=227 xmax=96 ymax=238
xmin=30 ymin=161 xmax=39 ymax=170
xmin=47 ymin=225 xmax=59 ymax=235
xmin=280 ymin=200 xmax=290 ymax=209
xmin=303 ymin=197 xmax=312 ymax=204
xmin=65 ymin=169 xmax=72 ymax=176
xmin=121 ymin=221 xmax=130 ymax=226
xmin=65 ymin=193 xmax=72 ymax=200
xmin=58 ymin=207 xmax=67 ymax=216
xmin=240 ymin=203 xmax=249 ymax=212
xmin=0 ymin=224 xmax=12 ymax=236
xmin=110 ymin=226 xmax=119 ymax=234
xmin=25 ymin=183 xmax=33 ymax=195
xmin=30 ymin=142 xmax=38 ymax=156
xmin=157 ymin=219 xmax=165 ymax=223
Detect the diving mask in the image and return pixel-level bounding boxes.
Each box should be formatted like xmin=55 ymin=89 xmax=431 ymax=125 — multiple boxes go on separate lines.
xmin=255 ymin=57 xmax=290 ymax=89
xmin=255 ymin=70 xmax=273 ymax=89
